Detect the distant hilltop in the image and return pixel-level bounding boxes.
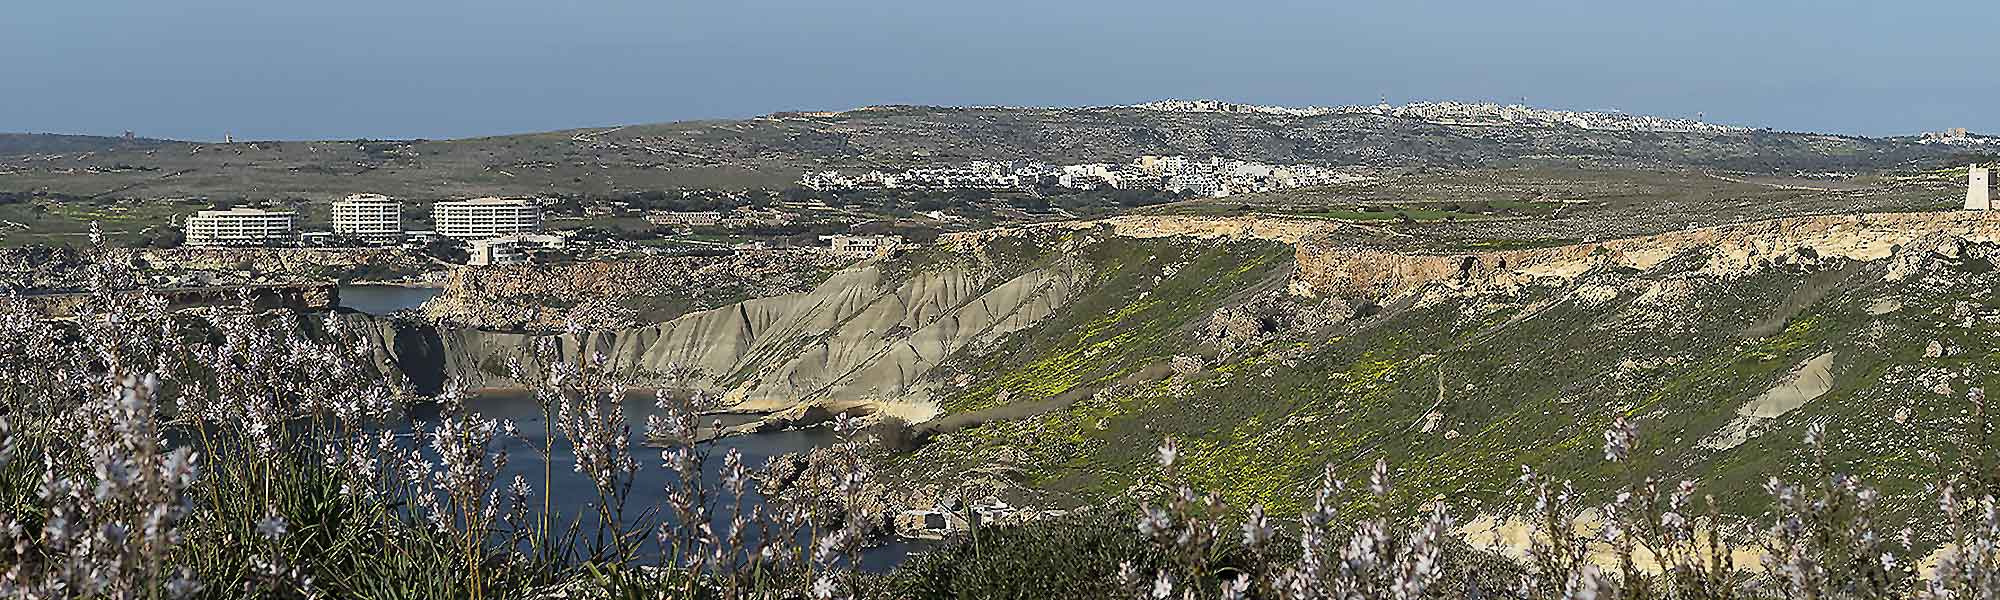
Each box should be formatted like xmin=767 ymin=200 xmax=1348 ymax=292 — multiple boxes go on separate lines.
xmin=1129 ymin=99 xmax=1752 ymax=134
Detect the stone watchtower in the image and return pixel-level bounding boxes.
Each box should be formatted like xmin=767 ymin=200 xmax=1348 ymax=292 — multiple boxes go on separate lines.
xmin=1970 ymin=164 xmax=1992 ymax=210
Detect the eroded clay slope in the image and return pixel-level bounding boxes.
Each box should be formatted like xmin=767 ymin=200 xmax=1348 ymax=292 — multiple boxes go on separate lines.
xmin=391 ymin=260 xmax=1086 ymax=421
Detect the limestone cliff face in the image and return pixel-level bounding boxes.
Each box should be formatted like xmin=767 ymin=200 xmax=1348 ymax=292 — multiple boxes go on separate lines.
xmin=956 ymin=211 xmax=2000 ymax=305
xmin=372 ymin=260 xmax=1086 ymax=421
xmin=1293 ymin=211 xmax=2000 ymax=301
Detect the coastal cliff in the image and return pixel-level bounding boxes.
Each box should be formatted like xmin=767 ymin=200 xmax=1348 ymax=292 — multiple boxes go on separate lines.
xmin=329 ymin=209 xmax=2000 ymax=526
xmin=359 ymin=210 xmax=2000 ymax=423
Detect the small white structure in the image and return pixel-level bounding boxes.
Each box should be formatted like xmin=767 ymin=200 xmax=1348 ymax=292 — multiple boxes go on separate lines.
xmin=1968 ymin=165 xmax=1991 ymax=211
xmin=468 ymin=233 xmax=565 ymax=266
xmin=184 ymin=208 xmax=297 ymax=246
xmin=434 ymin=197 xmax=543 ymax=240
xmin=332 ymin=193 xmax=403 ymax=244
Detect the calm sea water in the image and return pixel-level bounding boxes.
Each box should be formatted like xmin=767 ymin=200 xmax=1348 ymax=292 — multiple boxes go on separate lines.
xmin=410 ymin=389 xmax=929 ymax=573
xmin=338 ymin=285 xmax=441 ymax=315
xmin=329 ymin=284 xmax=930 ymax=569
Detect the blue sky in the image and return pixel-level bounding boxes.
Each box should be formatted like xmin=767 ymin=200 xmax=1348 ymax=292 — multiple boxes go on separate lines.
xmin=3 ymin=0 xmax=1993 ymax=141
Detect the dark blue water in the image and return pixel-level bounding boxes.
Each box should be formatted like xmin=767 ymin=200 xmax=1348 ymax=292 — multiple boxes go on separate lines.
xmin=416 ymin=389 xmax=929 ymax=573
xmin=338 ymin=285 xmax=441 ymax=315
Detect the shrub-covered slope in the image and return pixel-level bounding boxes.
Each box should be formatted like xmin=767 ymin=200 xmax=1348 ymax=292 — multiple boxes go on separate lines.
xmin=880 ymin=219 xmax=2000 ymax=533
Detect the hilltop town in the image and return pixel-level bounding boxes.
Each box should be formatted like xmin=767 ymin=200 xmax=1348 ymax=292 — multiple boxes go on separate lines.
xmin=1131 ymin=99 xmax=1752 ymax=133
xmin=798 ymin=155 xmax=1369 ymax=198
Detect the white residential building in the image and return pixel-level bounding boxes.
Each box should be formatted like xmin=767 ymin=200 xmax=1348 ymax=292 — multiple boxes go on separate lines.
xmin=433 ymin=197 xmax=543 ymax=240
xmin=331 ymin=193 xmax=403 ymax=243
xmin=1059 ymin=164 xmax=1113 ymax=189
xmin=1167 ymin=172 xmax=1229 ymax=197
xmin=184 ymin=208 xmax=298 ymax=246
xmin=468 ymin=233 xmax=566 ymax=266
xmin=1137 ymin=155 xmax=1188 ymax=176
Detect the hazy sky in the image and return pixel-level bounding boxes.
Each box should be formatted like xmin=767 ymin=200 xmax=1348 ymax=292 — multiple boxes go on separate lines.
xmin=4 ymin=0 xmax=1994 ymax=141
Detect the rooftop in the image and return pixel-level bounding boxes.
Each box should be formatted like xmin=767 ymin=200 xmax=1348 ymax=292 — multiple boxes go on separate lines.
xmin=194 ymin=207 xmax=296 ymax=217
xmin=438 ymin=196 xmax=540 ymax=206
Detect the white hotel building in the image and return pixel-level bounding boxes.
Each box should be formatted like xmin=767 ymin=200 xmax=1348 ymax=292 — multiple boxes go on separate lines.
xmin=331 ymin=193 xmax=404 ymax=243
xmin=185 ymin=208 xmax=298 ymax=246
xmin=432 ymin=197 xmax=543 ymax=240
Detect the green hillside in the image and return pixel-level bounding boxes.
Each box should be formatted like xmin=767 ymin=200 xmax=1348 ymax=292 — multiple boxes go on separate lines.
xmin=877 ymin=223 xmax=1999 ymax=531
xmin=0 ymin=106 xmax=1966 ymax=204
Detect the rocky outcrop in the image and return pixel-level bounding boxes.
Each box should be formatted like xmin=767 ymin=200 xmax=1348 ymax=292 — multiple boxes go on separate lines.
xmin=138 ymin=247 xmax=430 ymax=281
xmin=421 ymin=250 xmax=851 ymax=331
xmin=1294 ymin=211 xmax=2000 ymax=301
xmin=29 ymin=283 xmax=338 ymax=318
xmin=950 ymin=211 xmax=2000 ymax=314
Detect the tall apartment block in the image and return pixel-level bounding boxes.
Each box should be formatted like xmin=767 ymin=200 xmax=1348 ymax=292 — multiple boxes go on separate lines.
xmin=184 ymin=208 xmax=298 ymax=246
xmin=432 ymin=197 xmax=543 ymax=240
xmin=331 ymin=193 xmax=404 ymax=243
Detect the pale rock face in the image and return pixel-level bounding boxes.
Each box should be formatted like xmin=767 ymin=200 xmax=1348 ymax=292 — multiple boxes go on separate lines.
xmin=1700 ymin=352 xmax=1838 ymax=451
xmin=370 ymin=261 xmax=1087 ymax=424
xmin=1866 ymin=298 xmax=1902 ymax=315
xmin=1290 ymin=212 xmax=2000 ymax=301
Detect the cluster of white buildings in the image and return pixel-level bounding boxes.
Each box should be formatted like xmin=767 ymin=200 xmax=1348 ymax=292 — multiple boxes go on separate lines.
xmin=1362 ymin=101 xmax=1747 ymax=133
xmin=180 ymin=191 xmax=905 ymax=263
xmin=799 ymin=155 xmax=1360 ymax=198
xmin=1131 ymin=99 xmax=1748 ymax=133
xmin=186 ymin=195 xmax=551 ymax=264
xmin=1923 ymin=128 xmax=1998 ymax=146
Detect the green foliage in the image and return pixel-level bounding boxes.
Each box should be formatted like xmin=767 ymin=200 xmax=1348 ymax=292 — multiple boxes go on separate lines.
xmin=874 ymin=512 xmax=1169 ymax=599
xmin=179 ymin=442 xmax=552 ymax=599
